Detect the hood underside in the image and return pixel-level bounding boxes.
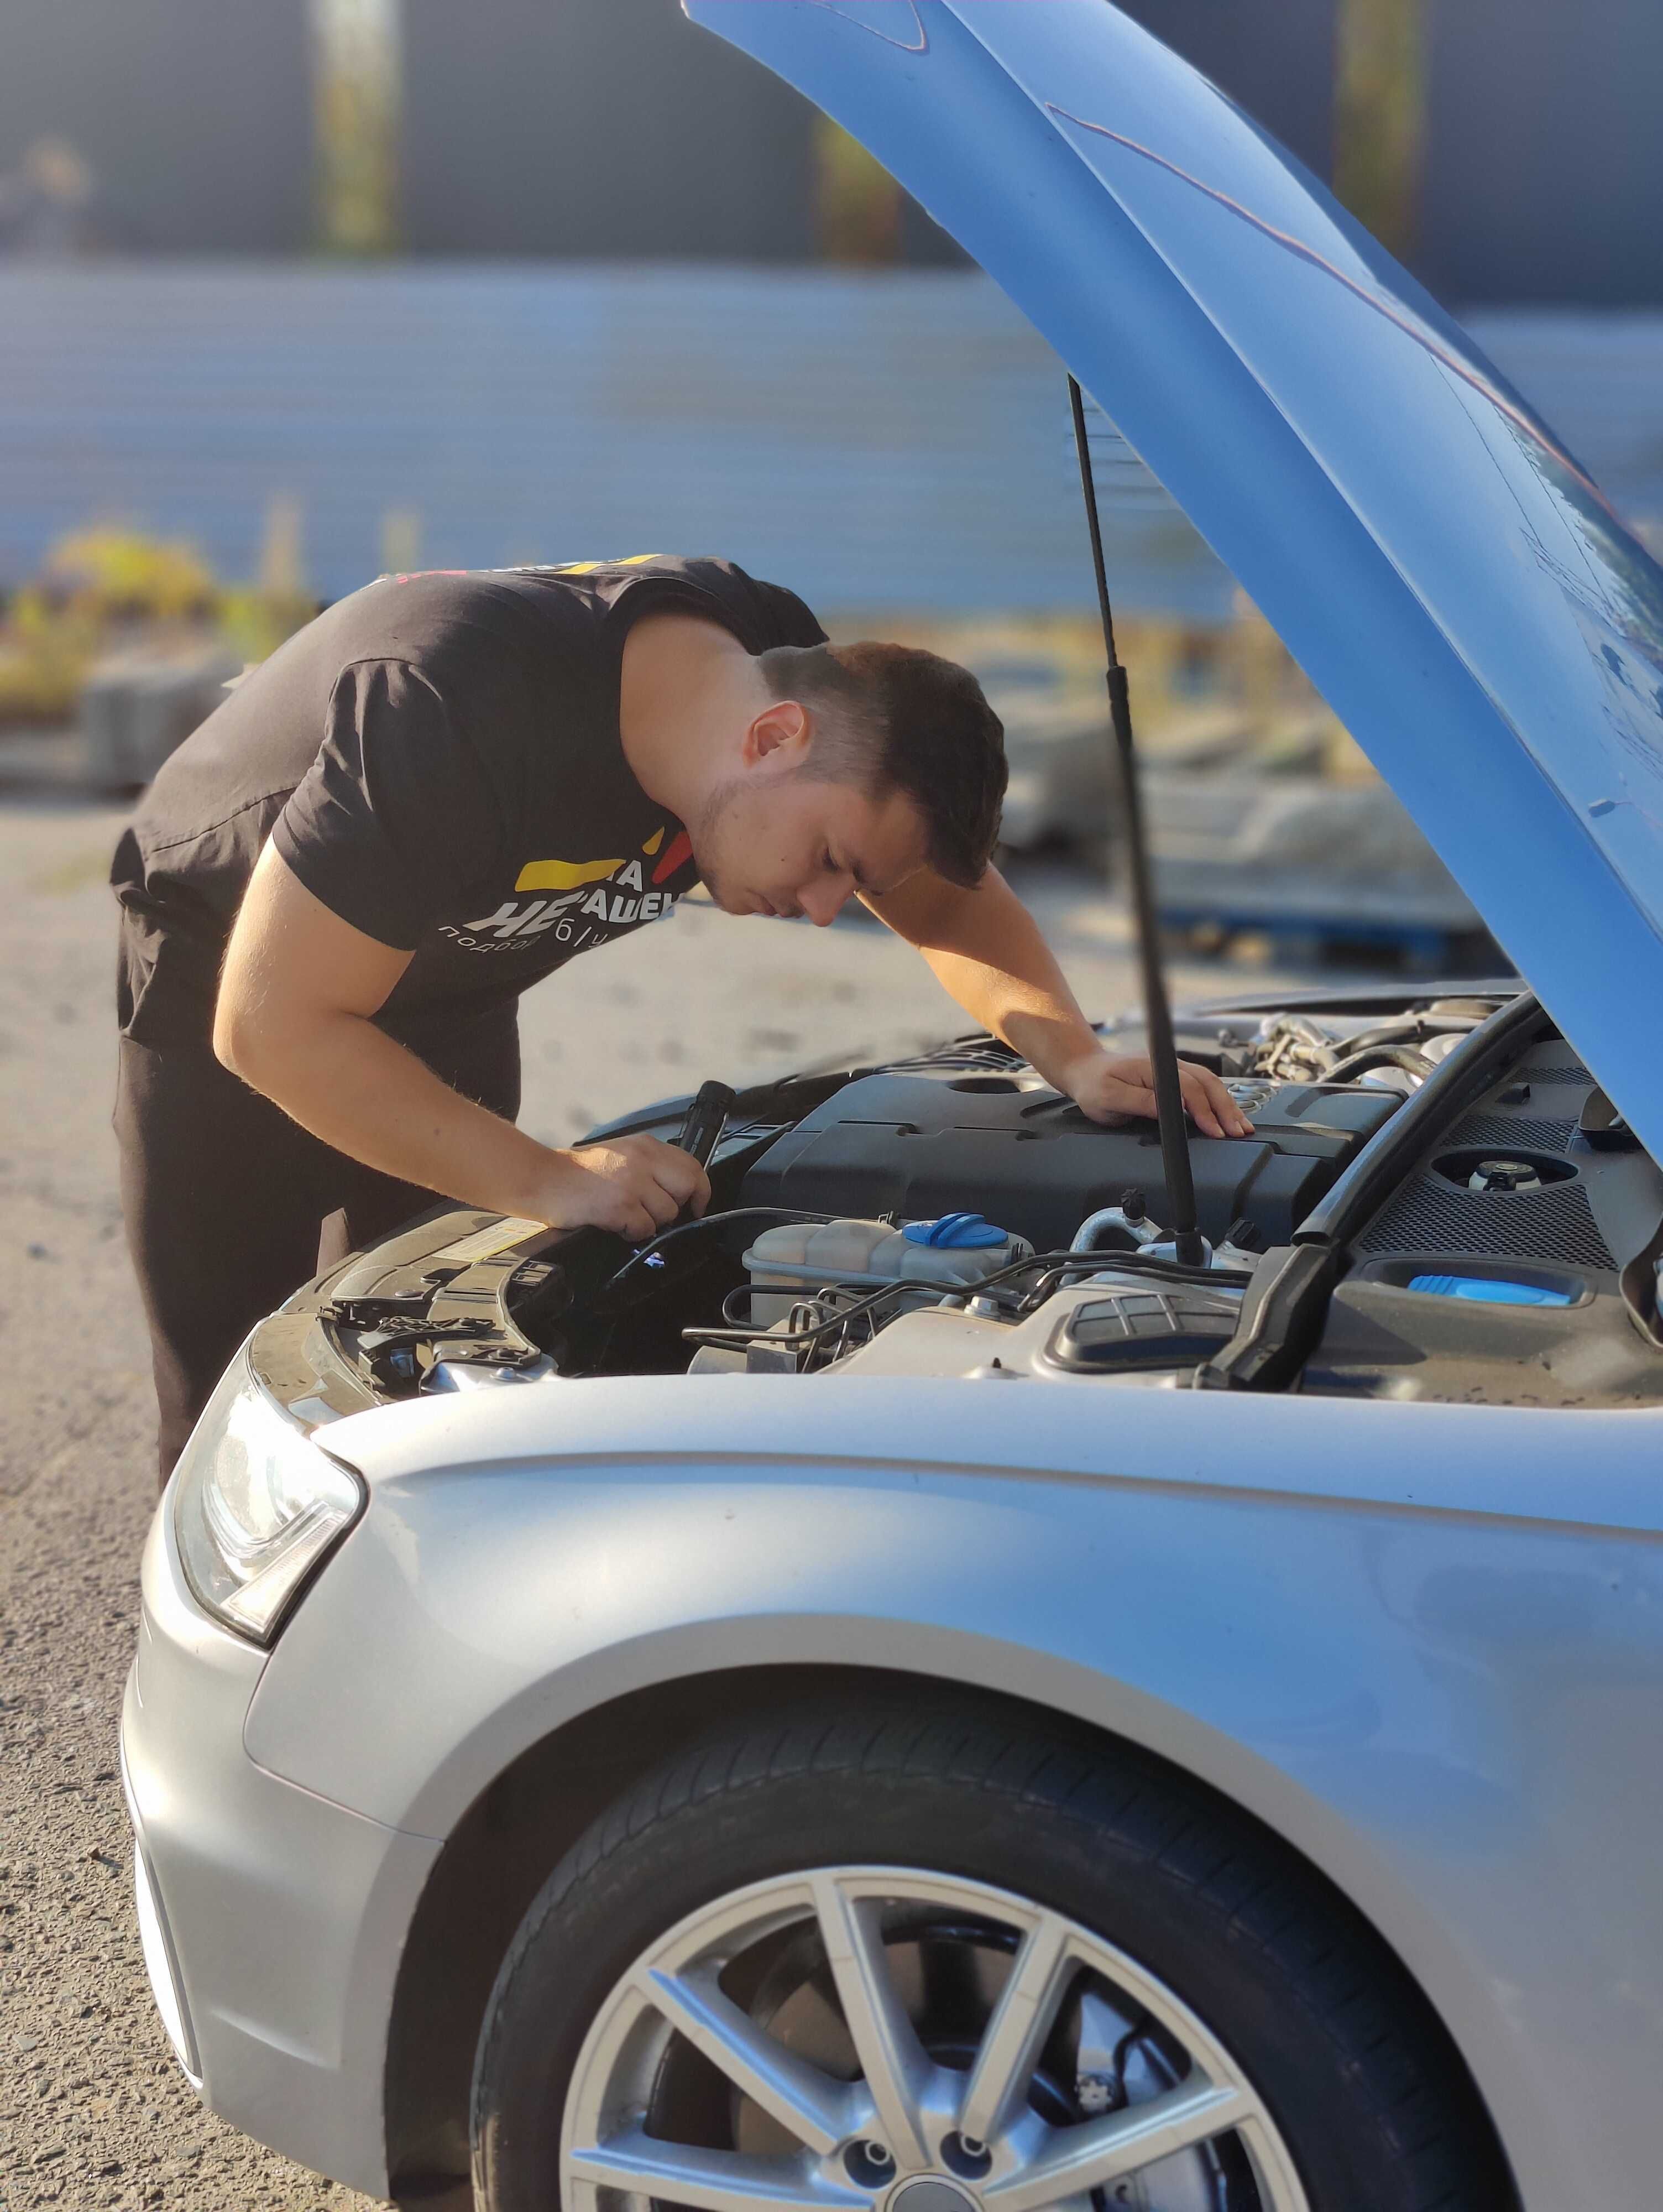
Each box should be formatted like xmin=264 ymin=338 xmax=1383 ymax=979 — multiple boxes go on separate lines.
xmin=686 ymin=0 xmax=1663 ymax=1165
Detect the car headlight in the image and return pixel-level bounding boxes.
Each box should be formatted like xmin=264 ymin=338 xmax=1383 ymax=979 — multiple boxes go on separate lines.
xmin=172 ymin=1353 xmax=364 ymax=1645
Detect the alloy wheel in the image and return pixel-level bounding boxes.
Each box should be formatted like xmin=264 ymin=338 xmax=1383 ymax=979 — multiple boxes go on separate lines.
xmin=561 ymin=1865 xmax=1308 ymax=2212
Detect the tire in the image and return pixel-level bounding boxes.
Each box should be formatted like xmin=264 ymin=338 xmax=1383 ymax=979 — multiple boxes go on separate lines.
xmin=471 ymin=1699 xmax=1509 ymax=2212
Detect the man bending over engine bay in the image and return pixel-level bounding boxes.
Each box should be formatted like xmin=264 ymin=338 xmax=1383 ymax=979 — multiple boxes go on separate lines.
xmin=112 ymin=555 xmax=1248 ymax=1477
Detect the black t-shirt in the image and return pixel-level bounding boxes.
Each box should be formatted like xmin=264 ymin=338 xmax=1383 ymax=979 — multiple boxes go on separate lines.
xmin=112 ymin=556 xmax=825 ymax=1050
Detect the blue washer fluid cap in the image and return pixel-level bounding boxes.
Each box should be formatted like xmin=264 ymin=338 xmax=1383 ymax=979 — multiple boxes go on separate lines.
xmin=903 ymin=1212 xmax=1008 ymax=1249
xmin=1408 ymin=1273 xmax=1573 ymax=1307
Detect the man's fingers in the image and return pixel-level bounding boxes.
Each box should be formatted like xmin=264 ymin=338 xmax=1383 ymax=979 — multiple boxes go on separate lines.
xmin=550 ymin=1138 xmax=710 ymax=1239
xmin=1096 ymin=1056 xmax=1243 ymax=1138
xmin=1078 ymin=1056 xmax=1251 ymax=1145
xmin=637 ymin=1177 xmax=682 ymax=1230
xmin=1178 ymin=1069 xmax=1226 ymax=1138
xmin=1176 ymin=1061 xmax=1252 ymax=1139
xmin=1200 ymin=1067 xmax=1253 ymax=1138
xmin=617 ymin=1135 xmax=712 ymax=1219
xmin=659 ymin=1152 xmax=712 ymax=1217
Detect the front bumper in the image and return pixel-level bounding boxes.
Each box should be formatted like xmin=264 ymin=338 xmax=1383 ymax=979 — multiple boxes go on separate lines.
xmin=121 ymin=1488 xmax=441 ymax=2198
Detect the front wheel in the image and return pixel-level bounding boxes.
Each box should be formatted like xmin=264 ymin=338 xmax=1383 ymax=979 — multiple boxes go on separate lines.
xmin=472 ymin=1703 xmax=1507 ymax=2212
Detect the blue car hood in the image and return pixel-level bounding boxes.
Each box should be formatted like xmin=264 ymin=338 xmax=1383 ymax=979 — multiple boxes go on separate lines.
xmin=688 ymin=0 xmax=1663 ymax=1160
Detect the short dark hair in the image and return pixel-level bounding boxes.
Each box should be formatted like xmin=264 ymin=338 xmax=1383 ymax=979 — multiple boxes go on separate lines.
xmin=757 ymin=640 xmax=1006 ymax=888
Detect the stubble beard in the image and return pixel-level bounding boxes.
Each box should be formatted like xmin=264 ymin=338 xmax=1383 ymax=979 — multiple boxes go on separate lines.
xmin=690 ymin=774 xmax=747 ymax=912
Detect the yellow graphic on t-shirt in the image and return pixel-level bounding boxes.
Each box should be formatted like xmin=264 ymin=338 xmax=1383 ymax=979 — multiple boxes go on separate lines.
xmin=515 ymin=855 xmax=624 ymax=893
xmin=452 ymin=832 xmax=684 ymax=951
xmin=549 ymin=553 xmax=668 ymax=576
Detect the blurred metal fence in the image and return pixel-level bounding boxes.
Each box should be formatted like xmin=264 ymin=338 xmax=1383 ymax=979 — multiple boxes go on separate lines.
xmin=0 ymin=263 xmax=1230 ymax=612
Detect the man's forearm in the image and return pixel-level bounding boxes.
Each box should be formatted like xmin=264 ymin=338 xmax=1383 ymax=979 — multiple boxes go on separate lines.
xmin=923 ymin=942 xmax=1102 ymax=1089
xmin=223 ymin=1006 xmax=561 ymax=1220
xmin=875 ymin=866 xmax=1250 ymax=1139
xmin=214 ymin=842 xmax=712 ymax=1239
xmin=887 ymin=868 xmax=1103 ymax=1092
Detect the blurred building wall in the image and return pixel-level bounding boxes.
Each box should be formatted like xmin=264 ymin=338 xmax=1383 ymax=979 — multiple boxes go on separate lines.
xmin=1419 ymin=0 xmax=1663 ymax=306
xmin=397 ymin=0 xmax=963 ymax=262
xmin=0 ymin=263 xmax=1169 ymax=609
xmin=0 ymin=0 xmax=311 ymax=252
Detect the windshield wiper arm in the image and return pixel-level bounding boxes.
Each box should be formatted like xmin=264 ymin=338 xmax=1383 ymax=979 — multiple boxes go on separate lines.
xmin=1068 ymin=374 xmax=1204 ymax=1267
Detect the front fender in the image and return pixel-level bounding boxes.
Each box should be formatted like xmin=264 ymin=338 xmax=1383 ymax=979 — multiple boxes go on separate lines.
xmin=244 ymin=1374 xmax=1663 ymax=2212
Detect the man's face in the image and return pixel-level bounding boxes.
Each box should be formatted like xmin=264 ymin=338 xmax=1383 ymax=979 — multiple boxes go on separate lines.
xmin=694 ymin=773 xmax=929 ymax=924
xmin=691 ymin=696 xmax=932 ymax=923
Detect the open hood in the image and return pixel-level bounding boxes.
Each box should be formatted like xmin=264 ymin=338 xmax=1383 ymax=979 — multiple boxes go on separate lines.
xmin=686 ymin=0 xmax=1663 ymax=1164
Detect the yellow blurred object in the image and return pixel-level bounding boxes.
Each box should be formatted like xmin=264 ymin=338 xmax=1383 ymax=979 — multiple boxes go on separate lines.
xmin=0 ymin=527 xmax=212 ymax=724
xmin=814 ymin=116 xmax=902 ymax=264
xmin=216 ymin=493 xmax=317 ymax=664
xmin=0 ymin=523 xmax=313 ymax=727
xmin=257 ymin=492 xmax=308 ymax=603
xmin=379 ymin=505 xmax=422 ymax=576
xmin=0 ymin=604 xmax=87 ymax=724
xmin=1334 ymin=0 xmax=1424 ymax=262
xmin=312 ymin=0 xmax=401 ymax=255
xmin=42 ymin=526 xmax=217 ymax=622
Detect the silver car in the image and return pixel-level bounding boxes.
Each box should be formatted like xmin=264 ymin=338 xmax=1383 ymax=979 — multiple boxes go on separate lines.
xmin=124 ymin=7 xmax=1663 ymax=2211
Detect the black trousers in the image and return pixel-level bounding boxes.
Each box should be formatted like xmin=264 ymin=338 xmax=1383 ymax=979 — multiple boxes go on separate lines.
xmin=115 ymin=1019 xmax=520 ymax=1486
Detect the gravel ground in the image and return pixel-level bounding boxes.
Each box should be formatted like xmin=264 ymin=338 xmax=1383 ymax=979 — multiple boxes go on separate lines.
xmin=0 ymin=760 xmax=1308 ymax=2211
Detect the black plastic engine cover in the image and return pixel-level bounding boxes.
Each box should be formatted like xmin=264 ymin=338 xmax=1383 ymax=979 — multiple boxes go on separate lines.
xmin=740 ymin=1071 xmax=1399 ymax=1253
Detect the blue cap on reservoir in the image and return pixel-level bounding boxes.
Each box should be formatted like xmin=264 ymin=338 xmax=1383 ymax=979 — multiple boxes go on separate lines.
xmin=904 ymin=1213 xmax=1008 ymax=1249
xmin=1408 ymin=1273 xmax=1573 ymax=1307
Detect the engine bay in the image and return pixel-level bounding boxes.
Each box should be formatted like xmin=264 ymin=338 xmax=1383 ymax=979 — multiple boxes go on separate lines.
xmin=736 ymin=1061 xmax=1398 ymax=1253
xmin=263 ymin=990 xmax=1663 ymax=1422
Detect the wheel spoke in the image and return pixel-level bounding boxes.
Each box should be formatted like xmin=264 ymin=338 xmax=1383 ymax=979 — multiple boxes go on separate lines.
xmin=639 ymin=1965 xmax=855 ymax=2156
xmin=568 ymin=2128 xmax=865 ymax=2212
xmin=982 ymin=2081 xmax=1252 ymax=2212
xmin=956 ymin=1913 xmax=1073 ymax=2146
xmin=809 ymin=1873 xmax=934 ymax=2169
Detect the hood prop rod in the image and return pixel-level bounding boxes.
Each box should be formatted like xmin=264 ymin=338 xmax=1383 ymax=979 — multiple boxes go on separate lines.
xmin=1068 ymin=374 xmax=1204 ymax=1267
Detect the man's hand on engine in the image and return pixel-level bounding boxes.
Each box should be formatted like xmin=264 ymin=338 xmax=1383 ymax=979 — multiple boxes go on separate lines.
xmin=535 ymin=1134 xmax=711 ymax=1242
xmin=1061 ymin=1048 xmax=1253 ymax=1140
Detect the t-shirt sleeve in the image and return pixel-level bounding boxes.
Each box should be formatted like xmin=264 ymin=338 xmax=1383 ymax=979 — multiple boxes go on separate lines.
xmin=271 ymin=658 xmax=503 ymax=951
xmin=613 ymin=562 xmax=828 ymax=655
xmin=751 ymin=577 xmax=829 ymax=649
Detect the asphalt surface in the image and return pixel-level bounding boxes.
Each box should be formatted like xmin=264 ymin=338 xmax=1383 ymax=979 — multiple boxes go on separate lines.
xmin=0 ymin=760 xmax=1305 ymax=2210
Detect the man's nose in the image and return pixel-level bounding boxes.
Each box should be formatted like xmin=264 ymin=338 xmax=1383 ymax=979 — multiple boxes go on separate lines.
xmin=799 ymin=876 xmax=853 ymax=927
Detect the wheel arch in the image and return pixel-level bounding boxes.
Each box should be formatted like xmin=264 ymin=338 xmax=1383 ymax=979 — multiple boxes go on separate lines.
xmin=380 ymin=1659 xmax=1518 ymax=2211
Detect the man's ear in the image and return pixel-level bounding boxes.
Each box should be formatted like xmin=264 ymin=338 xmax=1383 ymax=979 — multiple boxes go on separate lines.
xmin=742 ymin=696 xmax=811 ymax=770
